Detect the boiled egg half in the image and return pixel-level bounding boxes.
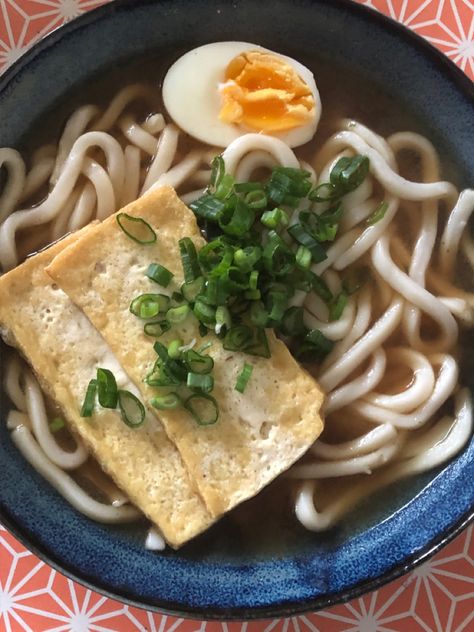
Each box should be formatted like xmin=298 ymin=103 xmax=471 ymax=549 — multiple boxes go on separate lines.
xmin=162 ymin=41 xmax=321 ymax=148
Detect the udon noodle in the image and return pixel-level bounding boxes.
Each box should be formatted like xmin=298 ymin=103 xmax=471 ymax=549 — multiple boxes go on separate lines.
xmin=1 ymin=82 xmax=473 ymax=543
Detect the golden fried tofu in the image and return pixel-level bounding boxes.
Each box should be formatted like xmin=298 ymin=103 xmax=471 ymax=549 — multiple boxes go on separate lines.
xmin=47 ymin=186 xmax=325 ymax=517
xmin=0 ymin=230 xmax=214 ymax=548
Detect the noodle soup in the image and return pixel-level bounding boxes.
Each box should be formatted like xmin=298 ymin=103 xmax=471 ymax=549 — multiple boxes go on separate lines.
xmin=0 ymin=41 xmax=472 ymax=553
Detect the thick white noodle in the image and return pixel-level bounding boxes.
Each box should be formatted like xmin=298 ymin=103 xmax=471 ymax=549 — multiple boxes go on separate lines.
xmin=372 ymin=233 xmax=458 ymax=351
xmin=11 ymin=425 xmax=140 ymax=524
xmin=318 ymin=297 xmax=404 ymax=392
xmin=118 ymin=115 xmax=158 ymax=156
xmin=323 ymin=348 xmax=386 ymax=414
xmin=0 ymin=131 xmax=125 ymax=270
xmin=352 ymin=354 xmax=458 ymax=429
xmin=0 ymin=148 xmax=25 ymax=223
xmin=311 ymin=423 xmax=397 ymax=460
xmin=50 ymin=104 xmax=99 ymax=184
xmin=234 ymin=149 xmax=278 ymax=181
xmin=68 ymin=182 xmax=97 ymax=232
xmin=295 ymin=389 xmax=471 ymax=531
xmin=222 ymin=134 xmax=299 ymax=175
xmin=152 ymin=150 xmax=202 ymax=190
xmin=304 ymin=295 xmax=356 ymax=341
xmin=364 ymin=348 xmax=436 ymax=413
xmin=440 ymin=189 xmax=474 ymax=276
xmin=288 ymin=438 xmax=400 ymax=479
xmin=122 ymin=145 xmax=141 ymax=206
xmin=4 ymin=355 xmax=27 ymax=412
xmin=141 ymin=124 xmax=179 ymax=193
xmin=92 ymin=84 xmax=154 ymax=132
xmin=21 ymin=155 xmax=55 ymax=202
xmin=24 ymin=371 xmax=88 ymax=470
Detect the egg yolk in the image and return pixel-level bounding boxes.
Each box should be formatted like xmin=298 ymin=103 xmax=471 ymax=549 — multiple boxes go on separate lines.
xmin=219 ymin=51 xmax=315 ymax=134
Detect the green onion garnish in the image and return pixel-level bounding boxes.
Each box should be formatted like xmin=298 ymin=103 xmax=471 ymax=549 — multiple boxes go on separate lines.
xmin=287 ymin=224 xmax=327 ymax=263
xmin=309 ymin=182 xmax=340 ymax=203
xmin=118 ymin=390 xmax=145 ymax=427
xmin=143 ymin=319 xmax=171 ymax=337
xmin=97 ymin=368 xmax=118 ymax=409
xmin=179 ymin=237 xmax=201 ymax=282
xmin=184 ymin=393 xmax=219 ymax=426
xmin=181 ymin=276 xmax=205 ymax=303
xmin=80 ymin=379 xmax=97 ymax=417
xmin=235 ymin=363 xmax=253 ymax=393
xmin=166 ymin=304 xmax=191 ymax=323
xmin=116 ymin=213 xmax=156 ymax=244
xmin=233 ymin=246 xmax=262 ymax=271
xmin=190 ymin=194 xmax=226 ymax=221
xmin=295 ymin=329 xmax=334 ymax=362
xmin=215 ymin=305 xmax=232 ymax=332
xmin=49 ymin=417 xmax=65 ymax=433
xmin=187 ymin=372 xmax=214 ymax=393
xmin=167 ymin=339 xmax=183 ymax=359
xmin=130 ymin=293 xmax=170 ymax=319
xmin=329 ymin=292 xmax=348 ymax=321
xmin=218 ymin=198 xmax=255 ymax=237
xmin=194 ymin=298 xmax=216 ymax=325
xmin=330 ymin=155 xmax=370 ymax=194
xmin=366 ymin=201 xmax=389 ymax=225
xmin=263 ymin=230 xmax=295 ymax=276
xmin=223 ymin=325 xmax=253 ymax=351
xmin=245 ymin=189 xmax=267 ymax=209
xmin=151 ymin=392 xmax=182 ymax=410
xmin=146 ymin=263 xmax=174 ymax=288
xmin=208 ymin=155 xmax=225 ymax=192
xmin=261 ymin=207 xmax=289 ymax=230
xmin=296 ymin=245 xmax=312 ymax=269
xmin=184 ymin=349 xmax=214 ymax=374
xmin=281 ymin=306 xmax=307 ymax=336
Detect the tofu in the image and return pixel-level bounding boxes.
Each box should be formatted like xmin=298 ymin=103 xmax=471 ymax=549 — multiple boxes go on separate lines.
xmin=0 ymin=230 xmax=214 ymax=548
xmin=46 ymin=186 xmax=325 ymax=517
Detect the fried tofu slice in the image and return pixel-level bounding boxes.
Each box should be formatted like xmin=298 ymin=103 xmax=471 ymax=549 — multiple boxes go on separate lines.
xmin=47 ymin=186 xmax=325 ymax=517
xmin=0 ymin=230 xmax=214 ymax=548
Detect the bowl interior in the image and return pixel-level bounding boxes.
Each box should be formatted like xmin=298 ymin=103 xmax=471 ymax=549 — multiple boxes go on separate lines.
xmin=0 ymin=0 xmax=473 ymax=619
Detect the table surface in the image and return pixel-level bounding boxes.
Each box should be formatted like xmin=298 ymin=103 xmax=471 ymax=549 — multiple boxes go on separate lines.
xmin=0 ymin=1 xmax=473 ymax=630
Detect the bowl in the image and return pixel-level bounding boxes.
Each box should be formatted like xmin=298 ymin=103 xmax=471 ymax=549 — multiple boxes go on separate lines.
xmin=0 ymin=0 xmax=473 ymax=620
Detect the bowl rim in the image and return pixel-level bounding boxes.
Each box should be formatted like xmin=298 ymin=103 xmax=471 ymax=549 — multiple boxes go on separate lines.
xmin=0 ymin=0 xmax=473 ymax=621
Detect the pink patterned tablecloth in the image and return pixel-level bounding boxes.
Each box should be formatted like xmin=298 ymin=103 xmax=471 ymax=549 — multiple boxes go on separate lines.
xmin=0 ymin=1 xmax=473 ymax=630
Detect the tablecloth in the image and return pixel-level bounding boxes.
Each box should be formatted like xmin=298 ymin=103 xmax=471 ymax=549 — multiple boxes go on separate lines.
xmin=0 ymin=1 xmax=473 ymax=630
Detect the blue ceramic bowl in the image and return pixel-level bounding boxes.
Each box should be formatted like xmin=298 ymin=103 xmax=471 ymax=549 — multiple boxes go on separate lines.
xmin=0 ymin=0 xmax=473 ymax=619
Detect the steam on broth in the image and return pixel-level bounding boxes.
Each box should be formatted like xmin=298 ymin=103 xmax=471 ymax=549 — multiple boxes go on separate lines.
xmin=0 ymin=41 xmax=473 ymax=550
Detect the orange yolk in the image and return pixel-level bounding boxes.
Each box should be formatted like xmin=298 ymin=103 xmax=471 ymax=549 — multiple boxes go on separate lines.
xmin=219 ymin=51 xmax=315 ymax=134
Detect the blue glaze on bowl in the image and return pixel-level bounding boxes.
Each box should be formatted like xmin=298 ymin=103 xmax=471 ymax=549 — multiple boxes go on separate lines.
xmin=0 ymin=0 xmax=473 ymax=619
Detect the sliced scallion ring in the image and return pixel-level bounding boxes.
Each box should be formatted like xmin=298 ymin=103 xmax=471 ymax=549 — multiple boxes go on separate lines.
xmin=130 ymin=293 xmax=170 ymax=319
xmin=187 ymin=372 xmax=214 ymax=393
xmin=97 ymin=368 xmax=118 ymax=409
xmin=235 ymin=363 xmax=253 ymax=393
xmin=118 ymin=390 xmax=146 ymax=428
xmin=184 ymin=393 xmax=219 ymax=426
xmin=116 ymin=213 xmax=156 ymax=244
xmin=146 ymin=263 xmax=174 ymax=287
xmin=151 ymin=392 xmax=182 ymax=410
xmin=80 ymin=379 xmax=98 ymax=417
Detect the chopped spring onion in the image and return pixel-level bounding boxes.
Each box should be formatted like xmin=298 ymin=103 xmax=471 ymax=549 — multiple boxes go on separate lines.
xmin=184 ymin=349 xmax=214 ymax=374
xmin=233 ymin=246 xmax=262 ymax=271
xmin=116 ymin=213 xmax=156 ymax=244
xmin=208 ymin=155 xmax=225 ymax=192
xmin=287 ymin=224 xmax=327 ymax=263
xmin=296 ymin=245 xmax=312 ymax=269
xmin=215 ymin=305 xmax=231 ymax=333
xmin=166 ymin=304 xmax=191 ymax=323
xmin=143 ymin=319 xmax=171 ymax=337
xmin=309 ymin=182 xmax=340 ymax=202
xmin=80 ymin=379 xmax=97 ymax=417
xmin=281 ymin=306 xmax=306 ymax=336
xmin=181 ymin=276 xmax=205 ymax=303
xmin=263 ymin=230 xmax=295 ymax=276
xmin=179 ymin=237 xmax=201 ymax=282
xmin=329 ymin=292 xmax=348 ymax=321
xmin=235 ymin=363 xmax=253 ymax=393
xmin=295 ymin=329 xmax=334 ymax=362
xmin=250 ymin=300 xmax=269 ymax=327
xmin=146 ymin=263 xmax=174 ymax=287
xmin=261 ymin=207 xmax=289 ymax=229
xmin=49 ymin=417 xmax=65 ymax=433
xmin=245 ymin=189 xmax=267 ymax=209
xmin=184 ymin=393 xmax=219 ymax=426
xmin=151 ymin=392 xmax=182 ymax=410
xmin=330 ymin=155 xmax=370 ymax=194
xmin=267 ymin=167 xmax=312 ymax=207
xmin=310 ymin=273 xmax=333 ymax=302
xmin=218 ymin=198 xmax=255 ymax=236
xmin=187 ymin=372 xmax=214 ymax=393
xmin=97 ymin=368 xmax=118 ymax=409
xmin=118 ymin=390 xmax=145 ymax=428
xmin=167 ymin=339 xmax=183 ymax=359
xmin=190 ymin=194 xmax=226 ymax=220
xmin=223 ymin=325 xmax=253 ymax=351
xmin=194 ymin=298 xmax=216 ymax=325
xmin=130 ymin=293 xmax=170 ymax=319
xmin=366 ymin=201 xmax=389 ymax=225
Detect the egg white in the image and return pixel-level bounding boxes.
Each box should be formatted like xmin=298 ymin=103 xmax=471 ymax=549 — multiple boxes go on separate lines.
xmin=162 ymin=41 xmax=321 ymax=149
